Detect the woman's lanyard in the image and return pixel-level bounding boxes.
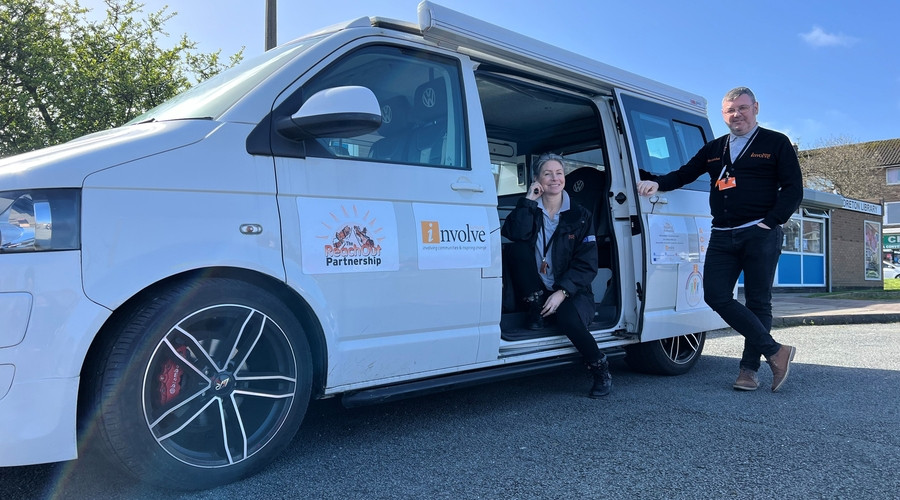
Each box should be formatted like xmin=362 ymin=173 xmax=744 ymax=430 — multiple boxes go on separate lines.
xmin=540 ymin=223 xmax=553 ymax=274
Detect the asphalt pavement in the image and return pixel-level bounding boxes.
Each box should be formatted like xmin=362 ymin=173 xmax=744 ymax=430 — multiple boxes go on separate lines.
xmin=6 ymin=322 xmax=900 ymax=499
xmin=3 ymin=294 xmax=897 ymax=499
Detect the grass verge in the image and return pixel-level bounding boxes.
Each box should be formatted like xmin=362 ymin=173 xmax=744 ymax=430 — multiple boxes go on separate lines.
xmin=807 ymin=282 xmax=900 ymax=300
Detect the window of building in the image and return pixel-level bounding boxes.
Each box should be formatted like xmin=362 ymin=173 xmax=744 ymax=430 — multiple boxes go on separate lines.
xmin=776 ymin=210 xmax=828 ymax=286
xmin=782 ymin=218 xmax=801 ymax=252
xmin=887 ymin=167 xmax=900 ymax=185
xmin=803 ymin=220 xmax=824 ymax=254
xmin=886 ymin=202 xmax=900 ymax=226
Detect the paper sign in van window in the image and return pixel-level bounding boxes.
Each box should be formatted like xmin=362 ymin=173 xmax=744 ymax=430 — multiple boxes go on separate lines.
xmin=648 ymin=214 xmax=691 ymax=264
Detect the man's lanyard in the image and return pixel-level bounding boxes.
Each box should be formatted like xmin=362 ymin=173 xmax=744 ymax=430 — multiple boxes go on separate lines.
xmin=718 ymin=128 xmax=760 ymax=181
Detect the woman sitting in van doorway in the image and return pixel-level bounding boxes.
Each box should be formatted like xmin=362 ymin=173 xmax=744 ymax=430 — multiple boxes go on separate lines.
xmin=501 ymin=153 xmax=611 ymax=398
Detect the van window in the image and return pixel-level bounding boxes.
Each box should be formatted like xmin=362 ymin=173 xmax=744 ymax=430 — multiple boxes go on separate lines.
xmin=494 ymin=160 xmax=524 ymax=196
xmin=673 ymin=121 xmax=706 ymax=165
xmin=620 ymin=94 xmax=711 ymax=191
xmin=301 ymin=45 xmax=468 ymax=169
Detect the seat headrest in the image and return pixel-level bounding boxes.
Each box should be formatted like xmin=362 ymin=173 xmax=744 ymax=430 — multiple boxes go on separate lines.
xmin=565 ymin=167 xmax=605 ymax=201
xmin=413 ymin=77 xmax=448 ymax=124
xmin=377 ymin=95 xmax=411 ymax=137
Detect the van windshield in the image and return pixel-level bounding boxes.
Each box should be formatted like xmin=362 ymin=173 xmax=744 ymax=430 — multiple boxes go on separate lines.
xmin=127 ymin=35 xmax=326 ymax=124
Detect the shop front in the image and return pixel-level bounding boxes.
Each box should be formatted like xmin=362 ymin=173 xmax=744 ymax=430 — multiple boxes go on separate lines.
xmin=885 ymin=234 xmax=900 ymax=264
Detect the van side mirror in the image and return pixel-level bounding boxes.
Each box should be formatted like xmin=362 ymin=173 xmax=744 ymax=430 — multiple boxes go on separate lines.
xmin=277 ymin=86 xmax=383 ymax=139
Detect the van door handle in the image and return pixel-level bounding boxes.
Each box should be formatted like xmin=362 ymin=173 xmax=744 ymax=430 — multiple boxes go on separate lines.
xmin=649 ymin=195 xmax=668 ymax=205
xmin=451 ymin=179 xmax=485 ymax=192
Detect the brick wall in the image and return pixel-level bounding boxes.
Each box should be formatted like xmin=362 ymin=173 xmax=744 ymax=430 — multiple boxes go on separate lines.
xmin=830 ymin=208 xmax=883 ymax=289
xmin=885 ymin=182 xmax=900 ymax=201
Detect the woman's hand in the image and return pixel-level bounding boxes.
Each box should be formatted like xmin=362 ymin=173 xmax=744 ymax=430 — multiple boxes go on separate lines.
xmin=526 ymin=181 xmax=543 ymax=201
xmin=541 ymin=290 xmax=567 ymax=317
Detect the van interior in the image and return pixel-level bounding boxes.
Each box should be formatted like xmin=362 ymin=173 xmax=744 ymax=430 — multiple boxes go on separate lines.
xmin=475 ymin=71 xmax=621 ymax=341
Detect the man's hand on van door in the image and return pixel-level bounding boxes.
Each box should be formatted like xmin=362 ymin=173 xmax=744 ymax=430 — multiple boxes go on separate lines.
xmin=636 ymin=180 xmax=659 ymax=197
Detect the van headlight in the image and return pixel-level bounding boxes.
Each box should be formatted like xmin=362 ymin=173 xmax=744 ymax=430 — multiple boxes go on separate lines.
xmin=0 ymin=189 xmax=80 ymax=252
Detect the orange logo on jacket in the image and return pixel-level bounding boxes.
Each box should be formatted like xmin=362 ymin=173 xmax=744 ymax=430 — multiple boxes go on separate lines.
xmin=750 ymin=153 xmax=772 ymax=159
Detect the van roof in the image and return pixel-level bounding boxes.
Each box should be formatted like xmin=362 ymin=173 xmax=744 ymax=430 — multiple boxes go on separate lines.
xmin=367 ymin=1 xmax=707 ymax=115
xmin=296 ymin=2 xmax=708 ymax=115
xmin=417 ymin=2 xmax=706 ymax=113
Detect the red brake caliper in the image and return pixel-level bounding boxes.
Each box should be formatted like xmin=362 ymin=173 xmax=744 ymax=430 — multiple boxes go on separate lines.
xmin=158 ymin=345 xmax=189 ymax=406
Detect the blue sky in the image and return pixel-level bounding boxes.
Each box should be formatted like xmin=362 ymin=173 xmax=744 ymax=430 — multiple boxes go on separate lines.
xmin=80 ymin=0 xmax=899 ymax=148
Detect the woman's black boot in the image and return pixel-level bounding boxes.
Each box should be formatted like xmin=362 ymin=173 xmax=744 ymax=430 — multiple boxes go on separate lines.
xmin=587 ymin=355 xmax=612 ymax=398
xmin=524 ymin=291 xmax=544 ymax=330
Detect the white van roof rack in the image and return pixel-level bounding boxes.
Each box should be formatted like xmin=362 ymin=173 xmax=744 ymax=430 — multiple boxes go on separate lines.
xmin=370 ymin=16 xmax=422 ymax=36
xmin=417 ymin=1 xmax=708 ymax=114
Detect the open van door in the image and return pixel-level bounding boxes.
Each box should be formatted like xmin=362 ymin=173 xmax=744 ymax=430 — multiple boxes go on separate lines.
xmin=615 ymin=90 xmax=728 ymax=344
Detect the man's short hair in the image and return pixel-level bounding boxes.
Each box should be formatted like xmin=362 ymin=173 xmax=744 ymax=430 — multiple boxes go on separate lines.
xmin=723 ymin=86 xmax=756 ymax=103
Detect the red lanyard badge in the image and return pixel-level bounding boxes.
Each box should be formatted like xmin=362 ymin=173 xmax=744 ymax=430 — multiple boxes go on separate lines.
xmin=716 ymin=173 xmax=737 ymax=190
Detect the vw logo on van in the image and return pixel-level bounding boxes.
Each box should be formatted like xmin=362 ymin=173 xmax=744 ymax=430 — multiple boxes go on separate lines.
xmin=422 ymin=87 xmax=436 ymax=108
xmin=381 ymin=104 xmax=393 ymax=124
xmin=573 ymin=180 xmax=585 ymax=192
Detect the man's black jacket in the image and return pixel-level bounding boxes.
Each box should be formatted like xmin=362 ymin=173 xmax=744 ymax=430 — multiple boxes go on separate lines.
xmin=655 ymin=126 xmax=803 ymax=229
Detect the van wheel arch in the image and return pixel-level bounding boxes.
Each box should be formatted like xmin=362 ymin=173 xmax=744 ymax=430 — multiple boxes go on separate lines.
xmin=79 ymin=274 xmax=326 ymax=489
xmin=624 ymin=331 xmax=706 ymax=375
xmin=83 ymin=267 xmax=327 ymax=393
xmin=78 ymin=269 xmax=328 ymax=459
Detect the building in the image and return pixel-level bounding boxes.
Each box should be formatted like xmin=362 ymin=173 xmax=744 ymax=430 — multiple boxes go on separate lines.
xmin=786 ymin=138 xmax=900 ymax=291
xmin=871 ymin=139 xmax=900 ymax=263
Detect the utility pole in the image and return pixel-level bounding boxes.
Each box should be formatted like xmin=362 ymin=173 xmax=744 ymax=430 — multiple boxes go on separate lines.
xmin=265 ymin=0 xmax=277 ymax=50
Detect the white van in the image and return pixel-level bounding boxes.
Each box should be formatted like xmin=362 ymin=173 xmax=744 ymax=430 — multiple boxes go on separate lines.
xmin=0 ymin=1 xmax=725 ymax=489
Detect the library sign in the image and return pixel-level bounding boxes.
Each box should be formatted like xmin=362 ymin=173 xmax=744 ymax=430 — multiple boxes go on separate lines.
xmin=842 ymin=197 xmax=882 ymax=215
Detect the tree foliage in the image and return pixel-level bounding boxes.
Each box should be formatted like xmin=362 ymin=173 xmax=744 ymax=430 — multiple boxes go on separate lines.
xmin=798 ymin=136 xmax=884 ymax=201
xmin=0 ymin=0 xmax=242 ymax=157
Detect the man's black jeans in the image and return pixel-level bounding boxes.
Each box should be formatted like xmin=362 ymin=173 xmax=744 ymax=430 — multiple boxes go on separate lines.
xmin=703 ymin=224 xmax=783 ymax=371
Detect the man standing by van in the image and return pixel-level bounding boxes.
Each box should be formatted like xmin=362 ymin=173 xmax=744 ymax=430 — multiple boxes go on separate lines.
xmin=636 ymin=87 xmax=803 ymax=392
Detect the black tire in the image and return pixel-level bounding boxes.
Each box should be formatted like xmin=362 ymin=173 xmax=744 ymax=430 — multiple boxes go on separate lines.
xmin=90 ymin=278 xmax=313 ymax=490
xmin=624 ymin=331 xmax=706 ymax=376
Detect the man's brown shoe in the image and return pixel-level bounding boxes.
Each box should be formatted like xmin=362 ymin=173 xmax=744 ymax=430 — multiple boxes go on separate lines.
xmin=733 ymin=368 xmax=759 ymax=391
xmin=767 ymin=345 xmax=796 ymax=392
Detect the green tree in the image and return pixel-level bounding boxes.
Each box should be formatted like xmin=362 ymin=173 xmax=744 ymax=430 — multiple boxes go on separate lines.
xmin=0 ymin=0 xmax=242 ymax=157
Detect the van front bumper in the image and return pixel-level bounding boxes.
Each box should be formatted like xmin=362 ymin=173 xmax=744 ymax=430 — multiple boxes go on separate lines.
xmin=0 ymin=251 xmax=111 ymax=466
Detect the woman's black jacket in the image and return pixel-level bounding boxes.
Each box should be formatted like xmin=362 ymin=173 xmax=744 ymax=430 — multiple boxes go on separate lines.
xmin=501 ymin=197 xmax=598 ymax=323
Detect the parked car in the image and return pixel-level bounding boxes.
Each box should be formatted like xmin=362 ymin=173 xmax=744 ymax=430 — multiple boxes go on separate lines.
xmin=884 ymin=262 xmax=900 ymax=279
